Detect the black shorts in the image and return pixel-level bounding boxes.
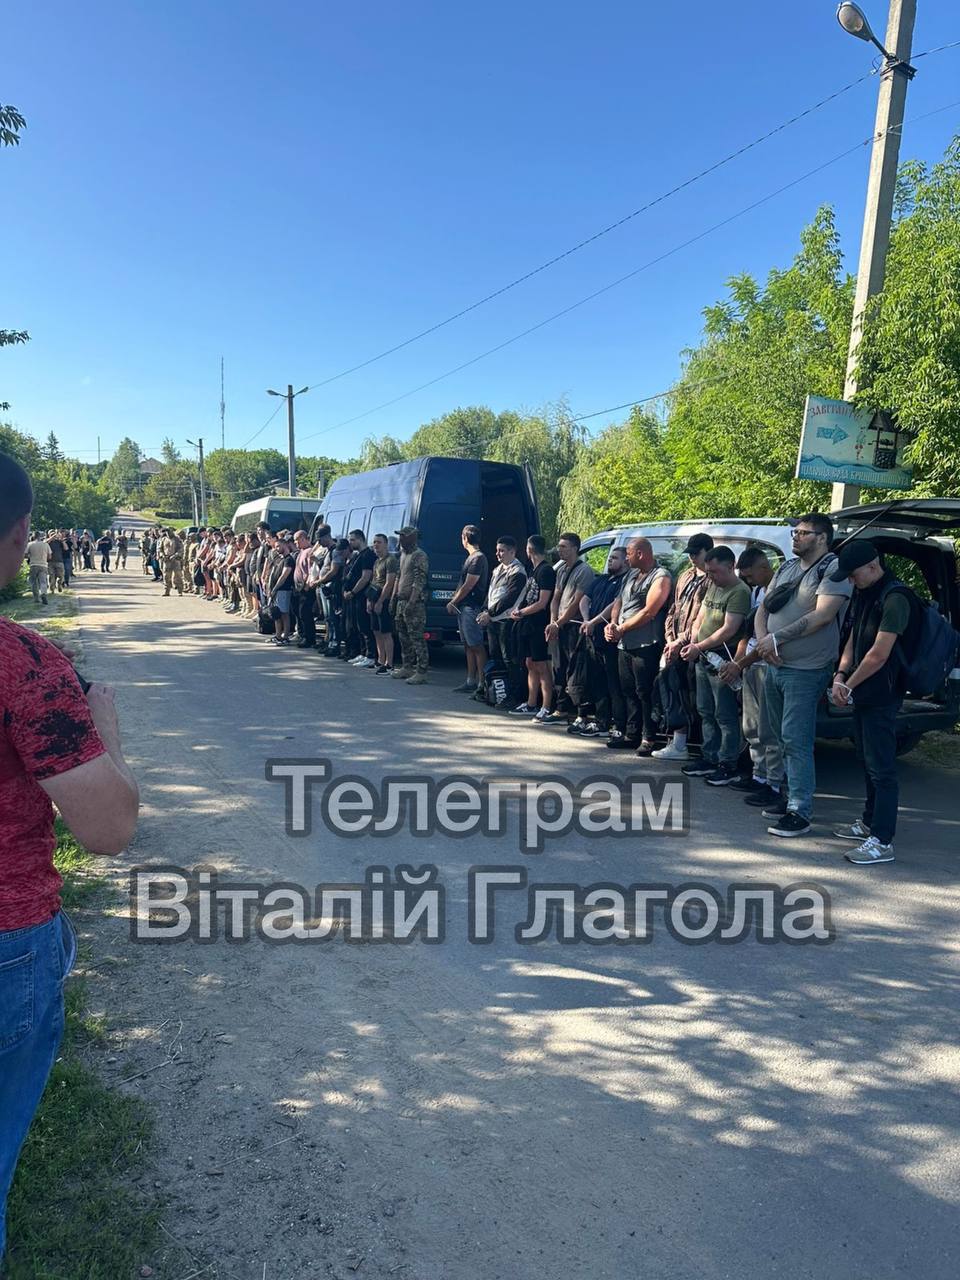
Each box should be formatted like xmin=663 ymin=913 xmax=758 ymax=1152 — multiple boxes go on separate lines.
xmin=518 ymin=618 xmax=549 ymax=663
xmin=371 ymin=609 xmax=393 ymax=634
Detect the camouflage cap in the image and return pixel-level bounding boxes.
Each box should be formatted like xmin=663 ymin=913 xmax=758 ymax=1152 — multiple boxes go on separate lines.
xmin=395 ymin=525 xmax=418 ymax=537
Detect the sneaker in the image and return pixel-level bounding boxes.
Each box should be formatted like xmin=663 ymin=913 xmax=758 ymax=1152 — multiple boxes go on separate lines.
xmin=578 ymin=720 xmax=602 ymax=737
xmin=40 ymin=595 xmax=48 ymax=605
xmin=745 ymin=785 xmax=780 ymax=809
xmin=845 ymin=836 xmax=895 ymax=865
xmin=566 ymin=717 xmax=587 ymax=735
xmin=357 ymin=657 xmax=377 ymax=668
xmin=681 ymin=760 xmax=716 ymax=777
xmin=635 ymin=740 xmax=657 ymax=758
xmin=391 ymin=668 xmax=414 ymax=680
xmin=834 ymin=819 xmax=872 ymax=842
xmin=760 ymin=795 xmax=788 ymax=817
xmin=374 ymin=664 xmax=390 ymax=673
xmin=405 ymin=672 xmax=428 ymax=685
xmin=452 ymin=681 xmax=478 ymax=693
xmin=768 ymin=812 xmax=811 ymax=838
xmin=530 ymin=708 xmax=550 ymax=725
xmin=509 ymin=704 xmax=537 ymax=716
xmin=729 ymin=777 xmax=765 ymax=793
xmin=704 ymin=764 xmax=742 ymax=787
xmin=606 ymin=735 xmax=639 ymax=750
xmin=469 ymin=686 xmax=488 ymax=703
xmin=348 ymin=655 xmax=365 ymax=665
xmin=651 ymin=741 xmax=691 ymax=762
xmin=538 ymin=710 xmax=568 ymax=727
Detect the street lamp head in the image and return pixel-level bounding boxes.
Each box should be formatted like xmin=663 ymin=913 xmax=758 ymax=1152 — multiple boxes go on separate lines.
xmin=297 ymin=386 xmax=309 ymax=396
xmin=266 ymin=389 xmax=281 ymax=397
xmin=837 ymin=2 xmax=878 ymax=44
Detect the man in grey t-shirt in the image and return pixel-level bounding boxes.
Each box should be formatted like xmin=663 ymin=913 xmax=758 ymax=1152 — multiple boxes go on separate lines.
xmin=546 ymin=533 xmax=595 ymax=724
xmin=753 ymin=513 xmax=853 ymax=838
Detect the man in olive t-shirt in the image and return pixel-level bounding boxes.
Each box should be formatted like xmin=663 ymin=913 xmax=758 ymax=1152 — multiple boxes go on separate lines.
xmin=680 ymin=546 xmax=751 ymax=784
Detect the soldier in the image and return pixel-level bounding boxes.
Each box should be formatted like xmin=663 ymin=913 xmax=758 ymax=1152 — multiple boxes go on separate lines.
xmin=390 ymin=526 xmax=430 ymax=685
xmin=158 ymin=527 xmax=184 ymax=597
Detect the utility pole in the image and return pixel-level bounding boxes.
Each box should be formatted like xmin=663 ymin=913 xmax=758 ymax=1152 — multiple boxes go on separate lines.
xmin=220 ymin=356 xmax=226 ymax=453
xmin=266 ymin=384 xmax=309 ymax=497
xmin=187 ymin=437 xmax=208 ymax=524
xmin=833 ymin=0 xmax=917 ymax=510
xmin=97 ymin=435 xmax=100 ymax=465
xmin=191 ymin=479 xmax=199 ymax=526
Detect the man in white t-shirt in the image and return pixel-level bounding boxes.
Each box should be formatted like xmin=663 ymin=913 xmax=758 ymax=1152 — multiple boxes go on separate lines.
xmin=24 ymin=534 xmax=51 ymax=605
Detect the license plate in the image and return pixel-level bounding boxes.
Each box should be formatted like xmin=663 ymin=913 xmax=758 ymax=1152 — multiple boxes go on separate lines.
xmin=432 ymin=589 xmax=455 ymax=600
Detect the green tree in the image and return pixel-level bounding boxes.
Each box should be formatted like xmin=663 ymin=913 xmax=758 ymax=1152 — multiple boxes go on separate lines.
xmin=856 ymin=140 xmax=960 ymax=496
xmin=0 ymin=105 xmax=26 ymax=147
xmin=102 ymin=438 xmax=142 ymax=502
xmin=43 ymin=431 xmax=64 ymax=463
xmin=160 ymin=437 xmax=181 ymax=466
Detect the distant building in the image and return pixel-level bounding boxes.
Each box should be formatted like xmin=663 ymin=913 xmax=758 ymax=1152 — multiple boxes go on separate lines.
xmin=139 ymin=457 xmax=163 ymax=478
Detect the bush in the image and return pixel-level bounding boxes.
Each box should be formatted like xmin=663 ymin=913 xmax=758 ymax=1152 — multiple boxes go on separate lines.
xmin=0 ymin=565 xmax=26 ymax=605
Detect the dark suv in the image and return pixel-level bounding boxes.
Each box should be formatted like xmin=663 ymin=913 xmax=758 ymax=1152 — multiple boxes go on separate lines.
xmin=817 ymin=498 xmax=960 ymax=753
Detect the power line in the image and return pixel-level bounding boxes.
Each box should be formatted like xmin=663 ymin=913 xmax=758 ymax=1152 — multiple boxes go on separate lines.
xmin=240 ymin=400 xmax=285 ymax=449
xmin=298 ymin=97 xmax=960 ymax=447
xmin=300 ymin=70 xmax=879 ymax=396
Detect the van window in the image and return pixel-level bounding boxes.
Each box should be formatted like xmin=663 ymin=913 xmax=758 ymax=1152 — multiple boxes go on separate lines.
xmin=420 ymin=503 xmax=473 ymax=554
xmin=369 ymin=505 xmax=406 ymax=552
xmin=266 ymin=504 xmax=309 ymax=533
xmin=233 ymin=509 xmax=264 ymax=535
xmin=325 ymin=510 xmax=347 ymax=538
xmin=347 ymin=508 xmax=368 ymax=538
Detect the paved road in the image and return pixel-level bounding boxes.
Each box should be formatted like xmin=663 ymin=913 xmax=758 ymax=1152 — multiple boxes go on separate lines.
xmin=73 ymin=559 xmax=960 ymax=1279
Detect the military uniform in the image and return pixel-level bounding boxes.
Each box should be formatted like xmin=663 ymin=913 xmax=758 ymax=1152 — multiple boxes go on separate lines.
xmin=392 ymin=538 xmax=430 ymax=676
xmin=159 ymin=532 xmax=184 ymax=596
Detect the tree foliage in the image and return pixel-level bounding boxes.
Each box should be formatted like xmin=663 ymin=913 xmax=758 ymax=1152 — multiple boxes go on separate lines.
xmin=0 ymin=424 xmax=115 ymax=531
xmin=102 ymin=438 xmax=143 ymax=502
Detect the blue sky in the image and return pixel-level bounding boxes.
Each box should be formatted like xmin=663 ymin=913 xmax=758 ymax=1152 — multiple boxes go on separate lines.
xmin=3 ymin=1 xmax=958 ymax=464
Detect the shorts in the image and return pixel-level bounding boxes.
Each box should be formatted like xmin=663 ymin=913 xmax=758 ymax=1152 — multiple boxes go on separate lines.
xmin=518 ymin=617 xmax=549 ymax=663
xmin=371 ymin=608 xmax=393 ymax=634
xmin=458 ymin=606 xmax=484 ymax=648
xmin=273 ymin=589 xmax=292 ymax=616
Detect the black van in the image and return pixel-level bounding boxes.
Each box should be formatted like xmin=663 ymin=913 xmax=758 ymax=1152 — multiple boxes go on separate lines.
xmin=308 ymin=456 xmax=540 ymax=643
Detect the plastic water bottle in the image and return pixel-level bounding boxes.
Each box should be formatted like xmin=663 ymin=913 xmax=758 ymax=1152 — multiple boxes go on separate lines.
xmin=704 ymin=650 xmax=742 ymax=692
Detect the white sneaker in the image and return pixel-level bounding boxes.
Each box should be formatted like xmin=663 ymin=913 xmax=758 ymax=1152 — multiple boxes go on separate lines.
xmin=358 ymin=657 xmax=376 ymax=668
xmin=348 ymin=656 xmax=365 ymax=665
xmin=651 ymin=741 xmax=691 ymax=761
xmin=845 ymin=836 xmax=895 ymax=865
xmin=834 ymin=819 xmax=872 ymax=842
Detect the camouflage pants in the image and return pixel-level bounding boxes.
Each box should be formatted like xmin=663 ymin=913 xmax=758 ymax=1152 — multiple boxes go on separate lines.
xmin=394 ymin=599 xmax=428 ymax=673
xmin=162 ymin=558 xmax=184 ymax=594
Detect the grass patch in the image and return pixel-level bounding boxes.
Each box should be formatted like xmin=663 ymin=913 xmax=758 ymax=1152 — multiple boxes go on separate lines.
xmin=2 ymin=828 xmax=161 ymax=1279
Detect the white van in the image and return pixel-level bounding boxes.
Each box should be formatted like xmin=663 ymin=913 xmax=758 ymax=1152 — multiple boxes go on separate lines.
xmin=230 ymin=497 xmax=322 ymax=535
xmin=580 ymin=519 xmax=795 ymax=575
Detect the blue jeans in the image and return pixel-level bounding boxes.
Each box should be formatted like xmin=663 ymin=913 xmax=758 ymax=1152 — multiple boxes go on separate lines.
xmin=765 ymin=664 xmax=833 ymax=819
xmin=695 ymin=663 xmax=741 ymax=767
xmin=853 ymin=700 xmax=902 ymax=845
xmin=0 ymin=911 xmax=76 ymax=1258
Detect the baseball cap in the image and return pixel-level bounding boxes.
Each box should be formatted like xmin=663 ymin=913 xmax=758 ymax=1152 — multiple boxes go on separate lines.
xmin=396 ymin=525 xmax=418 ymax=536
xmin=830 ymin=540 xmax=880 ymax=580
xmin=683 ymin=532 xmax=715 ymax=556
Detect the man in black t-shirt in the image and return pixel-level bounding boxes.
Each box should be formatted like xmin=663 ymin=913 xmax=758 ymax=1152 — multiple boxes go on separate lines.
xmin=343 ymin=530 xmax=378 ymax=666
xmin=447 ymin=524 xmax=489 ymax=693
xmin=267 ymin=535 xmax=296 ymax=646
xmin=509 ymin=535 xmax=557 ymax=718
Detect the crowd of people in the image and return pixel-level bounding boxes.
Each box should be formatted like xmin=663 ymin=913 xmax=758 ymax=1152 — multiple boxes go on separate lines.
xmin=22 ymin=527 xmax=134 ymax=601
xmin=143 ymin=513 xmax=920 ymax=868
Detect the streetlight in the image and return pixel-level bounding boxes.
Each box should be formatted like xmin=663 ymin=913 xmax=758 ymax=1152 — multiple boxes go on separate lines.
xmin=832 ymin=0 xmax=916 ymax=510
xmin=267 ymin=385 xmax=310 ymax=497
xmin=185 ymin=438 xmax=208 ymax=524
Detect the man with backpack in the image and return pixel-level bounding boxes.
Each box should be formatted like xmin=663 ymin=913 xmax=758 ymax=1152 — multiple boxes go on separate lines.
xmin=829 ymin=541 xmax=920 ymax=866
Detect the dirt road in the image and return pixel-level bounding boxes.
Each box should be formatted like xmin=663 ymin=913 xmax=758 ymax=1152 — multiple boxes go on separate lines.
xmin=74 ymin=562 xmax=960 ymax=1279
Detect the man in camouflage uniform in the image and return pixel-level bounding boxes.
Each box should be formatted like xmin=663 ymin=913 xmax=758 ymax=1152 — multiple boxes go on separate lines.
xmin=390 ymin=526 xmax=430 ymax=684
xmin=158 ymin=528 xmax=184 ymax=597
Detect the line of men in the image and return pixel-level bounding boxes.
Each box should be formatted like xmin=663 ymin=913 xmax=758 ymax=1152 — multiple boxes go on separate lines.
xmin=441 ymin=514 xmax=916 ymax=868
xmin=165 ymin=514 xmax=914 ymax=867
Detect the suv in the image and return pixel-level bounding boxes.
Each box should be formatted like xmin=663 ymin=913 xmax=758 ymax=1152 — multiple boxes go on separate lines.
xmin=581 ymin=503 xmax=960 ymax=754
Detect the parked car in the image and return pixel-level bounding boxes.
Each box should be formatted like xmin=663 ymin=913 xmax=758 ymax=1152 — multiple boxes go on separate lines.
xmin=231 ymin=497 xmax=322 ymax=535
xmin=308 ymin=456 xmax=540 ymax=644
xmin=581 ymin=503 xmax=960 ymax=754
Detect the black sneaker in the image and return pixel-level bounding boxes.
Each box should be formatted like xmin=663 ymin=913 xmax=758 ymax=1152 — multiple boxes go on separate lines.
xmin=607 ymin=736 xmax=640 ymax=751
xmin=761 ymin=796 xmax=788 ymax=818
xmin=768 ymin=812 xmax=811 ymax=838
xmin=681 ymin=760 xmax=716 ymax=777
xmin=729 ymin=777 xmax=764 ymax=793
xmin=566 ymin=717 xmax=587 ymax=735
xmin=578 ymin=720 xmax=602 ymax=737
xmin=745 ymin=785 xmax=780 ymax=809
xmin=704 ymin=764 xmax=741 ymax=787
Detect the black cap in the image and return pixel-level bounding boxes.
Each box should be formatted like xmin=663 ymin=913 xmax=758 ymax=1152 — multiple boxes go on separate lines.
xmin=684 ymin=532 xmax=715 ymax=556
xmin=830 ymin=540 xmax=880 ymax=580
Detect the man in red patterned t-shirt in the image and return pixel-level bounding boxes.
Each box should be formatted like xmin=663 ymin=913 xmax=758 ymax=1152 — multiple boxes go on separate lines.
xmin=0 ymin=453 xmax=139 ymax=1259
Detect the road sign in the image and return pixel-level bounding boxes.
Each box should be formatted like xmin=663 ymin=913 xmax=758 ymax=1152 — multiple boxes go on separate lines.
xmin=796 ymin=394 xmax=913 ymax=489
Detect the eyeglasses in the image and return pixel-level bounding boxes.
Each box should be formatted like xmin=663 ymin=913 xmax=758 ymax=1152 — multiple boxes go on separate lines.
xmin=792 ymin=530 xmax=816 ymax=538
